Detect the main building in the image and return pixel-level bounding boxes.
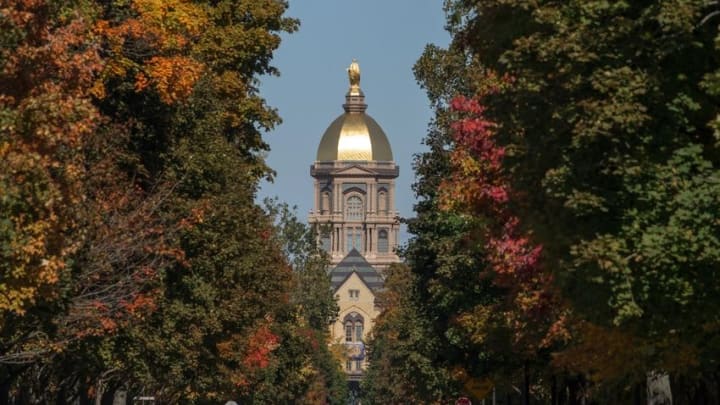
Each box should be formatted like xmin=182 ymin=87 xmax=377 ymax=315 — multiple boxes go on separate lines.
xmin=308 ymin=60 xmax=400 ymax=381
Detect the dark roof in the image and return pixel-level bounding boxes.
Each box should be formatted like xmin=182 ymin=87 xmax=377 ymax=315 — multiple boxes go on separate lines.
xmin=330 ymin=249 xmax=384 ymax=292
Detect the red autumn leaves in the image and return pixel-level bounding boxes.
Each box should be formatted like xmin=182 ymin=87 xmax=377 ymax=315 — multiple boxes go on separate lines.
xmin=442 ymin=95 xmax=565 ymax=353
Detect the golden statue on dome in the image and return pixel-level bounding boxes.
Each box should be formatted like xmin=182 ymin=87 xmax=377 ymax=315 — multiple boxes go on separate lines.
xmin=347 ymin=59 xmax=361 ymax=95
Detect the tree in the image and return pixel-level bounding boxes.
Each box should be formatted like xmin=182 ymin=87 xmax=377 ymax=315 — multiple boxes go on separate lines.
xmin=82 ymin=0 xmax=301 ymax=399
xmin=396 ymin=0 xmax=720 ymax=403
xmin=363 ymin=262 xmax=455 ymax=404
xmin=0 ymin=2 xmax=170 ymax=399
xmin=1 ymin=0 xmax=313 ymax=403
xmin=263 ymin=198 xmax=347 ymax=404
xmin=0 ymin=0 xmax=104 ymax=318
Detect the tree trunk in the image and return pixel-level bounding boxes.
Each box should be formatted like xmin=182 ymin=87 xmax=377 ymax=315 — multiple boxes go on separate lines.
xmin=634 ymin=381 xmax=644 ymax=405
xmin=568 ymin=379 xmax=578 ymax=405
xmin=523 ymin=362 xmax=530 ymax=405
xmin=0 ymin=380 xmax=9 ymax=405
xmin=647 ymin=371 xmax=673 ymax=405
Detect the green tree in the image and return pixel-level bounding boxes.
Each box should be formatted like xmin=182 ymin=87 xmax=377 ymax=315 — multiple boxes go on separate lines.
xmin=363 ymin=262 xmax=456 ymax=404
xmin=398 ymin=0 xmax=720 ymax=403
xmin=83 ymin=0 xmax=301 ymax=400
xmin=263 ymin=198 xmax=347 ymax=404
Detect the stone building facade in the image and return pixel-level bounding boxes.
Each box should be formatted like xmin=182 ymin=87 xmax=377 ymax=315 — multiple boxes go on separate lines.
xmin=308 ymin=61 xmax=401 ymax=381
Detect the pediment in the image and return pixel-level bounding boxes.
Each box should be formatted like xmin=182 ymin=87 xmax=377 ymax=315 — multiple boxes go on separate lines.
xmin=331 ymin=165 xmax=377 ymax=176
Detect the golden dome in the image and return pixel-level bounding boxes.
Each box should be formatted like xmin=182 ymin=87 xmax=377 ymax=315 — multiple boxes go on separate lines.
xmin=317 ymin=112 xmax=393 ymax=161
xmin=337 ymin=114 xmax=372 ymax=160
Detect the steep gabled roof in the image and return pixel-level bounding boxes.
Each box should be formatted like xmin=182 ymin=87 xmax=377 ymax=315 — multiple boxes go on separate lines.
xmin=330 ymin=249 xmax=384 ymax=292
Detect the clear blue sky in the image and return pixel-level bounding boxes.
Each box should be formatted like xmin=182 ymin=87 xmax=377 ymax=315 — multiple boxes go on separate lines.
xmin=259 ymin=1 xmax=450 ymax=242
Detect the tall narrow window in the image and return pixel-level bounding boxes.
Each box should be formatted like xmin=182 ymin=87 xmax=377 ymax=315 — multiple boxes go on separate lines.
xmin=378 ymin=229 xmax=389 ymax=253
xmin=346 ymin=195 xmax=363 ymax=221
xmin=345 ymin=323 xmax=353 ymax=342
xmin=318 ymin=227 xmax=331 ymax=253
xmin=355 ymin=323 xmax=363 ymax=342
xmin=378 ymin=190 xmax=387 ymax=214
xmin=346 ymin=227 xmax=363 ymax=252
xmin=354 ymin=230 xmax=362 ymax=251
xmin=321 ymin=191 xmax=331 ymax=214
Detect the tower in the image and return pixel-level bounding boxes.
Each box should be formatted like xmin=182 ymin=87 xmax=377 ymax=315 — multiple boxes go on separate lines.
xmin=309 ymin=60 xmax=400 ymax=269
xmin=309 ymin=61 xmax=401 ymax=382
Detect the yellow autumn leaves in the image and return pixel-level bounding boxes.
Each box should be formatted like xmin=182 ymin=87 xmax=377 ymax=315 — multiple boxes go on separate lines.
xmin=95 ymin=0 xmax=208 ymax=105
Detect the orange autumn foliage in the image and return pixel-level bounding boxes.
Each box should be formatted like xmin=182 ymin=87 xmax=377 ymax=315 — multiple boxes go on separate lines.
xmin=140 ymin=56 xmax=204 ymax=104
xmin=94 ymin=0 xmax=207 ymax=104
xmin=1 ymin=0 xmax=104 ymax=314
xmin=243 ymin=324 xmax=280 ymax=369
xmin=214 ymin=322 xmax=280 ymax=396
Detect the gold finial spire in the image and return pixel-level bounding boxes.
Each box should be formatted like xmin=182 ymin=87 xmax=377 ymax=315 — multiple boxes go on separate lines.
xmin=347 ymin=59 xmax=361 ymax=95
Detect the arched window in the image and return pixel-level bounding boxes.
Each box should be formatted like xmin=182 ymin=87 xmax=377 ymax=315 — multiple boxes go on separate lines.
xmin=378 ymin=229 xmax=389 ymax=253
xmin=343 ymin=312 xmax=364 ymax=343
xmin=346 ymin=195 xmax=363 ymax=221
xmin=321 ymin=191 xmax=331 ymax=214
xmin=377 ymin=190 xmax=387 ymax=214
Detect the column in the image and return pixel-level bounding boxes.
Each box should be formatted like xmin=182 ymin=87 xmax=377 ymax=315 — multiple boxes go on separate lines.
xmin=394 ymin=225 xmax=399 ymax=252
xmin=340 ymin=224 xmax=346 ymax=255
xmin=367 ymin=226 xmax=375 ymax=254
xmin=313 ymin=180 xmax=319 ymax=212
xmin=336 ymin=225 xmax=341 ymax=254
xmin=334 ymin=226 xmax=340 ymax=252
xmin=334 ymin=182 xmax=341 ymax=214
xmin=363 ymin=227 xmax=367 ymax=254
xmin=389 ymin=181 xmax=396 ymax=213
xmin=368 ymin=182 xmax=374 ymax=214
